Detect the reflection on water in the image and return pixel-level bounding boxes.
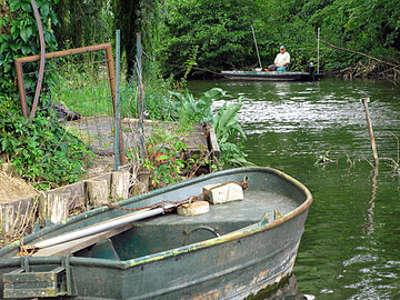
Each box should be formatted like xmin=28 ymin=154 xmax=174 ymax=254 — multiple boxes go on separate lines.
xmin=190 ymin=79 xmax=400 ymax=299
xmin=252 ymin=275 xmax=313 ymax=300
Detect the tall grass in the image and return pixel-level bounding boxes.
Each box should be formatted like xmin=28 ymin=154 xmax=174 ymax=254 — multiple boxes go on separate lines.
xmin=49 ymin=61 xmax=177 ymax=120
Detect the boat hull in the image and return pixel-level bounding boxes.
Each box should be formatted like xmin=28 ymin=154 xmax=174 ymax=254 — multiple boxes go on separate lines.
xmin=221 ymin=70 xmax=319 ymax=81
xmin=0 ymin=167 xmax=312 ymax=299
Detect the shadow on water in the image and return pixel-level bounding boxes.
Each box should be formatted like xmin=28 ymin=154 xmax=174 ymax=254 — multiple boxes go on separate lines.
xmin=189 ymin=78 xmax=400 ymax=299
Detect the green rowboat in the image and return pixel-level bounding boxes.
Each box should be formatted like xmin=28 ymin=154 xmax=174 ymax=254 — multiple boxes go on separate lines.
xmin=221 ymin=70 xmax=319 ymax=81
xmin=0 ymin=167 xmax=312 ymax=299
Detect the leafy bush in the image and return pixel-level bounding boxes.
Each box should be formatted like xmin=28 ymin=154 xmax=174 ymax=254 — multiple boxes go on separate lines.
xmin=169 ymin=87 xmax=227 ymax=126
xmin=0 ymin=1 xmax=96 ymax=190
xmin=0 ymin=97 xmax=93 ymax=190
xmin=167 ymin=88 xmax=251 ymax=167
xmin=213 ymin=103 xmax=250 ymax=167
xmin=0 ymin=0 xmax=58 ymax=97
xmin=141 ymin=129 xmax=189 ymax=188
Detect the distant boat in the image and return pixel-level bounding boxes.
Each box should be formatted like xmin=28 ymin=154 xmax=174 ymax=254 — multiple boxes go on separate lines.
xmin=0 ymin=167 xmax=312 ymax=299
xmin=221 ymin=70 xmax=321 ymax=81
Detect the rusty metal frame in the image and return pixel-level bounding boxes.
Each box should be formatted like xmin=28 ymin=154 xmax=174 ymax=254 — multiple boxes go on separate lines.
xmin=15 ymin=43 xmax=126 ymax=164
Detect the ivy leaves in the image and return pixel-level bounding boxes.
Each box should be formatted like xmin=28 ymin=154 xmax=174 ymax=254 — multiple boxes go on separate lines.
xmin=0 ymin=97 xmax=93 ymax=190
xmin=1 ymin=0 xmax=58 ymax=96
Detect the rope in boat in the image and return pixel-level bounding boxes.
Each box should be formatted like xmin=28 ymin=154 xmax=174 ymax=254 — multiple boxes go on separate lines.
xmin=104 ymin=196 xmax=200 ymax=212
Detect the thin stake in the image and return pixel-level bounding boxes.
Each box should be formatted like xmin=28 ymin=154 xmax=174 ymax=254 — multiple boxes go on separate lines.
xmin=114 ymin=30 xmax=121 ymax=170
xmin=317 ymin=27 xmax=320 ymax=74
xmin=361 ymin=97 xmax=379 ymax=165
xmin=136 ymin=32 xmax=146 ymax=159
xmin=251 ymin=25 xmax=262 ymax=69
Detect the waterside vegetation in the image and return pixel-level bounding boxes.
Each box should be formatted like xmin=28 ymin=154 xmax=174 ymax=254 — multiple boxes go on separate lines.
xmin=1 ymin=0 xmax=399 ymax=190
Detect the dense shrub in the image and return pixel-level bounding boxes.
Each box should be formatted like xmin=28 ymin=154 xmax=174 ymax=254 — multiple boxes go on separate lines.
xmin=0 ymin=1 xmax=92 ymax=189
xmin=0 ymin=98 xmax=93 ymax=190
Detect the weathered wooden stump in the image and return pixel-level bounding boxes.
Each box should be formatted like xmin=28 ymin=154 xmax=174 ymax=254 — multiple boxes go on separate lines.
xmin=39 ymin=192 xmax=69 ymax=225
xmin=86 ymin=179 xmax=110 ymax=207
xmin=0 ymin=198 xmax=38 ymax=243
xmin=111 ymin=170 xmax=130 ymax=201
xmin=131 ymin=169 xmax=150 ymax=196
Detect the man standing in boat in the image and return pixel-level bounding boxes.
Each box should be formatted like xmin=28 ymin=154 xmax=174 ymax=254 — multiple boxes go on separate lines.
xmin=267 ymin=45 xmax=290 ymax=72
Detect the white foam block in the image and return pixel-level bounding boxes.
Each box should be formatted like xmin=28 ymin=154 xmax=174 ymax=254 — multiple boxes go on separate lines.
xmin=203 ymin=182 xmax=244 ymax=204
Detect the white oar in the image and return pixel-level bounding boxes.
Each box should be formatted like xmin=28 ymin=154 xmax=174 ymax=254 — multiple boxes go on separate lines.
xmin=32 ymin=203 xmax=176 ymax=249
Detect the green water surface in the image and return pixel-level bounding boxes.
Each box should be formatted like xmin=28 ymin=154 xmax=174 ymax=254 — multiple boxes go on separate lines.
xmin=189 ymin=78 xmax=400 ymax=299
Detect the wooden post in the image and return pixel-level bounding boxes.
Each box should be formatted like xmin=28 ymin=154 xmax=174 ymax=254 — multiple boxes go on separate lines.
xmin=111 ymin=170 xmax=130 ymax=201
xmin=0 ymin=198 xmax=38 ymax=242
xmin=132 ymin=169 xmax=150 ymax=195
xmin=1 ymin=205 xmax=14 ymax=235
xmin=86 ymin=180 xmax=110 ymax=207
xmin=361 ymin=97 xmax=379 ymax=166
xmin=39 ymin=192 xmax=69 ymax=225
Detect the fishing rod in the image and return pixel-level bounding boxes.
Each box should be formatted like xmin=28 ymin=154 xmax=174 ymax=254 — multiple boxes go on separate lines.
xmin=317 ymin=27 xmax=320 ymax=74
xmin=251 ymin=25 xmax=262 ymax=69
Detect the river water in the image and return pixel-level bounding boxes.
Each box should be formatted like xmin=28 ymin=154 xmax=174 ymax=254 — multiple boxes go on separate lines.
xmin=189 ymin=79 xmax=400 ymax=299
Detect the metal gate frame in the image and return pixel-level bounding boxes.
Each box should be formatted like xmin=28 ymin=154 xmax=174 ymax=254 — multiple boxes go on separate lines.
xmin=14 ymin=43 xmax=126 ymax=165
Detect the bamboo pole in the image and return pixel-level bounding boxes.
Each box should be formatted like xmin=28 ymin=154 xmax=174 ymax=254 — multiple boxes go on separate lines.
xmin=361 ymin=97 xmax=379 ymax=165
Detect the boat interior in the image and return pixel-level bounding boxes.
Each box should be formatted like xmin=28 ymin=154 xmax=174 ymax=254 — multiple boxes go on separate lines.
xmin=74 ymin=190 xmax=299 ymax=261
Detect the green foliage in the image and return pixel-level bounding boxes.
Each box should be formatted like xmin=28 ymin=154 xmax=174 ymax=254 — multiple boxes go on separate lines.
xmin=0 ymin=0 xmax=58 ymax=97
xmin=169 ymin=88 xmax=251 ymax=167
xmin=140 ymin=128 xmax=215 ymax=189
xmin=213 ymin=103 xmax=251 ymax=167
xmin=0 ymin=97 xmax=93 ymax=190
xmin=54 ymin=0 xmax=113 ymax=49
xmin=0 ymin=2 xmax=95 ymax=190
xmin=170 ymin=87 xmax=227 ymax=126
xmin=49 ymin=61 xmax=136 ymax=117
xmin=142 ymin=129 xmax=188 ymax=188
xmin=158 ymin=0 xmax=260 ymax=77
xmin=157 ymin=0 xmax=400 ymax=77
xmin=309 ymin=0 xmax=400 ymax=70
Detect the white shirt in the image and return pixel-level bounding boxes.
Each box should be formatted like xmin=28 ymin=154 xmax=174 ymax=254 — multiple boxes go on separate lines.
xmin=274 ymin=52 xmax=290 ymax=67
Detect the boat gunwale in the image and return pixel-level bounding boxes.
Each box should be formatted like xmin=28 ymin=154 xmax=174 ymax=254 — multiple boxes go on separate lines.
xmin=0 ymin=167 xmax=312 ymax=270
xmin=221 ymin=70 xmax=311 ymax=76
